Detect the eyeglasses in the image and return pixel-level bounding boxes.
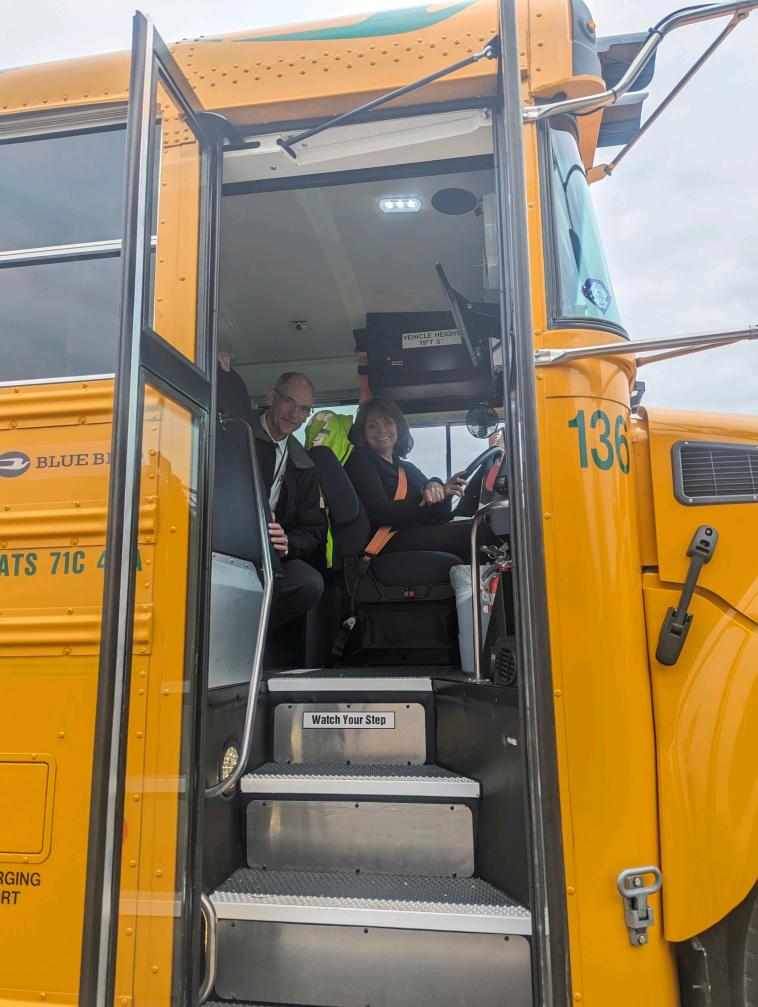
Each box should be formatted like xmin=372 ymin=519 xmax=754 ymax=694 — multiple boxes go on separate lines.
xmin=273 ymin=387 xmax=313 ymax=417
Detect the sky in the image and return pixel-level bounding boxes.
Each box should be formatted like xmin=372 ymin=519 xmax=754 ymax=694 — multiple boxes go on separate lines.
xmin=1 ymin=0 xmax=756 ymax=417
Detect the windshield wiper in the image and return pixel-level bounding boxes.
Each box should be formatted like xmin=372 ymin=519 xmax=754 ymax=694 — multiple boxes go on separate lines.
xmin=276 ymin=36 xmax=500 ymax=159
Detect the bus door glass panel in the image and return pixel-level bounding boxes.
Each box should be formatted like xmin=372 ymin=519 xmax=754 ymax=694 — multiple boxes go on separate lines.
xmin=94 ymin=16 xmax=219 ymax=1006
xmin=114 ymin=385 xmax=202 ymax=1005
xmin=151 ymin=82 xmax=202 ymax=362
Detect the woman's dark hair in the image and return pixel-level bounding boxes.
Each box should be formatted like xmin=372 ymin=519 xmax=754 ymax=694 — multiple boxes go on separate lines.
xmin=350 ymin=396 xmax=414 ymax=458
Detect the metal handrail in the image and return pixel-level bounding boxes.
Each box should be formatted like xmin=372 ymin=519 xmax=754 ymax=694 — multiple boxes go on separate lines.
xmin=522 ymin=1 xmax=758 ymax=123
xmin=198 ymin=892 xmax=218 ymax=1004
xmin=534 ymin=325 xmax=758 ymax=368
xmin=204 ymin=416 xmax=274 ymax=798
xmin=469 ymin=500 xmax=511 ymax=682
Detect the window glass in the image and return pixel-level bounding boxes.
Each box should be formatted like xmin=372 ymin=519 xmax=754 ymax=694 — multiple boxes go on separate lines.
xmin=0 ymin=257 xmax=120 ymax=380
xmin=548 ymin=125 xmax=622 ymax=327
xmin=0 ymin=128 xmax=126 ymax=252
xmin=450 ymin=423 xmax=501 ymax=475
xmin=409 ymin=425 xmax=447 ymax=480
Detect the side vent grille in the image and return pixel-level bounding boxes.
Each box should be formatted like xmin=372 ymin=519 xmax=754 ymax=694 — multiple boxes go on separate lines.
xmin=674 ymin=441 xmax=758 ymax=505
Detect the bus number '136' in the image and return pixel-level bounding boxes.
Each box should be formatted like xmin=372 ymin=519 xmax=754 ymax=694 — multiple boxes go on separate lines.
xmin=567 ymin=409 xmax=630 ymax=474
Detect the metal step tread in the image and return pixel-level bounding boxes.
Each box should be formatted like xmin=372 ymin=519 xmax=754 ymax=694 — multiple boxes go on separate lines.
xmin=242 ymin=762 xmax=480 ymax=798
xmin=211 ymin=868 xmax=531 ymax=935
xmin=266 ymin=669 xmax=434 ymax=693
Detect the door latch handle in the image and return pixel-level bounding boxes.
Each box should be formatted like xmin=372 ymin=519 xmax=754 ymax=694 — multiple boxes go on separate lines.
xmin=656 ymin=525 xmax=718 ymax=666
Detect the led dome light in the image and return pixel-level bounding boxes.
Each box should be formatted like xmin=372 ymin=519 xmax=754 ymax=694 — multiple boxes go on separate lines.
xmin=379 ymin=196 xmax=421 ymax=213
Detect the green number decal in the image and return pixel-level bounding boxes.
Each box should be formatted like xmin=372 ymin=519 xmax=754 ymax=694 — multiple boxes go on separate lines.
xmin=567 ymin=409 xmax=588 ymax=468
xmin=568 ymin=408 xmax=631 ymax=474
xmin=614 ymin=414 xmax=631 ymax=474
xmin=590 ymin=410 xmax=614 ymax=470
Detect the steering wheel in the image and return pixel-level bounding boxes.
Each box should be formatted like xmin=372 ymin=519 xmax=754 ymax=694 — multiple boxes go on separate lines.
xmin=450 ymin=445 xmax=503 ymax=512
xmin=461 ymin=445 xmax=503 ymax=480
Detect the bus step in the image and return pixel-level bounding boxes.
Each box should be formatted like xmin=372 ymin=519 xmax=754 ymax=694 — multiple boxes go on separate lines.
xmin=271 ymin=700 xmax=429 ymax=765
xmin=266 ymin=669 xmax=434 ymax=695
xmin=242 ymin=761 xmax=479 ymax=797
xmin=243 ymin=763 xmax=478 ymax=876
xmin=211 ymin=869 xmax=532 ymax=1007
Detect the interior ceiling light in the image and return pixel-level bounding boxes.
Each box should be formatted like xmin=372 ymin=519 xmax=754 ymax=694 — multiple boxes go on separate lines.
xmin=431 ymin=187 xmax=478 ymax=215
xmin=379 ymin=196 xmax=421 ymax=214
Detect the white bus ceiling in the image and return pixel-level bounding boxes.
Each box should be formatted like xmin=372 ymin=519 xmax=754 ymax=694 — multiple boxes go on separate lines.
xmin=218 ymin=110 xmax=497 ymax=405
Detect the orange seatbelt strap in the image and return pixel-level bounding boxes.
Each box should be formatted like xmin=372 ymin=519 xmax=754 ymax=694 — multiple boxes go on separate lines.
xmin=364 ymin=465 xmax=408 ymax=556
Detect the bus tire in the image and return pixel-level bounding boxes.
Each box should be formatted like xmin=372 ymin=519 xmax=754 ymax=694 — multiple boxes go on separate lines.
xmin=729 ymin=881 xmax=758 ymax=1006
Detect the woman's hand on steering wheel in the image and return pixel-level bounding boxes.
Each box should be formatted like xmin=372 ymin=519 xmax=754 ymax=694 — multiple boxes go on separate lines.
xmin=443 ymin=472 xmax=466 ymax=498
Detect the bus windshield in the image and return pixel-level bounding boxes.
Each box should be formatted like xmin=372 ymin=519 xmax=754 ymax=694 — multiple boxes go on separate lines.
xmin=548 ymin=124 xmax=622 ymax=328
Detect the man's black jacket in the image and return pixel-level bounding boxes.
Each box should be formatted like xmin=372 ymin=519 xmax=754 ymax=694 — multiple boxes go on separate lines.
xmin=251 ymin=412 xmax=324 ymax=562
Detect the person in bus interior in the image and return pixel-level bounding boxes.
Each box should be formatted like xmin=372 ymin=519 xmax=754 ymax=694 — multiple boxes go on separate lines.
xmin=252 ymin=370 xmax=325 ymax=625
xmin=345 ymin=396 xmax=481 ymax=561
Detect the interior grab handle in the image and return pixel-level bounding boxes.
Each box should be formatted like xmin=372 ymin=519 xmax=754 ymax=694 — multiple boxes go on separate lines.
xmin=205 ymin=416 xmax=274 ymax=798
xmin=655 ymin=524 xmax=718 ymax=666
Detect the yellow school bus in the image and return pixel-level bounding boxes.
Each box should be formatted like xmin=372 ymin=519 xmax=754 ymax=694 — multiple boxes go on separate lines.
xmin=1 ymin=1 xmax=756 ymax=1005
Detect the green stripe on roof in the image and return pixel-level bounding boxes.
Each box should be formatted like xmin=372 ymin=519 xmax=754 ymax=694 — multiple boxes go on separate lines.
xmin=237 ymin=2 xmax=476 ymax=44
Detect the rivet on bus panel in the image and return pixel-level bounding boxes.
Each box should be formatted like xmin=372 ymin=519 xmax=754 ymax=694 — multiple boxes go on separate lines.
xmin=567 ymin=886 xmax=575 ymax=895
xmin=162 ymin=688 xmax=169 ymax=696
xmin=155 ymin=868 xmax=163 ymax=878
xmin=132 ymin=794 xmax=140 ymax=802
xmin=10 ymin=421 xmax=17 ymax=429
xmin=136 ymin=731 xmax=143 ymax=739
xmin=78 ymin=416 xmax=86 ymax=424
xmin=58 ymin=732 xmax=65 ymax=739
xmin=152 ymin=967 xmax=159 ymax=974
xmin=554 ymin=689 xmax=562 ymax=698
xmin=62 ymin=649 xmax=70 ymax=656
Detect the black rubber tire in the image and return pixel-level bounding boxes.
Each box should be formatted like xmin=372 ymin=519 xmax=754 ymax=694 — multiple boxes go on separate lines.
xmin=729 ymin=881 xmax=758 ymax=1006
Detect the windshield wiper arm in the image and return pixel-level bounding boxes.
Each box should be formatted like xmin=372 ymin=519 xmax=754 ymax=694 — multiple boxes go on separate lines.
xmin=276 ymin=36 xmax=500 ymax=159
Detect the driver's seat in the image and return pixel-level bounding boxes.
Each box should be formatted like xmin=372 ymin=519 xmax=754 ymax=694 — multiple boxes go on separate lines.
xmin=308 ymin=445 xmax=460 ymax=662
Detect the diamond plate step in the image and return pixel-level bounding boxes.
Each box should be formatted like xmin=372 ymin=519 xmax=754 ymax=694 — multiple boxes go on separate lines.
xmin=266 ymin=670 xmax=433 ymax=693
xmin=211 ymin=868 xmax=531 ymax=935
xmin=242 ymin=762 xmax=479 ymax=798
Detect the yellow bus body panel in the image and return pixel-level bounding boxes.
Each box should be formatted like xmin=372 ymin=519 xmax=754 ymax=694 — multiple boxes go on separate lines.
xmin=0 ymin=1 xmax=603 ymax=166
xmin=636 ymin=408 xmax=758 ymax=940
xmin=0 ymin=381 xmax=194 ymax=1004
xmin=524 ymin=126 xmax=680 ymax=1005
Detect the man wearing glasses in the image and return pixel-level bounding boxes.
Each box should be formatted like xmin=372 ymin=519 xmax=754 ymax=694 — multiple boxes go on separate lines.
xmin=253 ymin=371 xmax=325 ymax=628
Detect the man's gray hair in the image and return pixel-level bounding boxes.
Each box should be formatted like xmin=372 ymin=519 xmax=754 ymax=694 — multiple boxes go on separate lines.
xmin=275 ymin=371 xmax=315 ymax=395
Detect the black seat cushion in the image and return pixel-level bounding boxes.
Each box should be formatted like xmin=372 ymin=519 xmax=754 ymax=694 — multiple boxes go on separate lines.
xmin=370 ymin=549 xmax=462 ymax=586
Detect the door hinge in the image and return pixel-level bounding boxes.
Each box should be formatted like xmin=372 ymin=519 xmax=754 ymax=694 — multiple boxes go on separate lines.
xmin=617 ymin=866 xmax=662 ymax=946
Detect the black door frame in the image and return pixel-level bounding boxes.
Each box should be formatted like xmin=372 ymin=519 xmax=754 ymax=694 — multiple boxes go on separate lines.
xmin=495 ymin=2 xmax=571 ymax=1003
